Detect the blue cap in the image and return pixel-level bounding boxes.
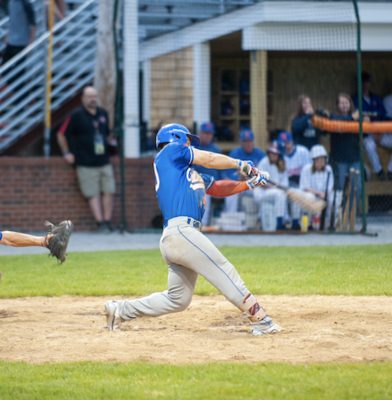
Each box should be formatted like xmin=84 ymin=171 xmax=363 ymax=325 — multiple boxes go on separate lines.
xmin=278 ymin=131 xmax=293 ymax=142
xmin=240 ymin=129 xmax=254 ymax=141
xmin=200 ymin=122 xmax=215 ymax=134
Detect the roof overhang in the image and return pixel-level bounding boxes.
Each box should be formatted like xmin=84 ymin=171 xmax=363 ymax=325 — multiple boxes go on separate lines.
xmin=139 ymin=1 xmax=392 ymax=61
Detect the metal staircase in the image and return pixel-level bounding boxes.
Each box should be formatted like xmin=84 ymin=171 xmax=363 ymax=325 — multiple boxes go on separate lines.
xmin=0 ymin=0 xmax=97 ymax=153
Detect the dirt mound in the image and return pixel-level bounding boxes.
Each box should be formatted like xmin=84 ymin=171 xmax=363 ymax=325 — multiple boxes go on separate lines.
xmin=0 ymin=295 xmax=391 ymax=364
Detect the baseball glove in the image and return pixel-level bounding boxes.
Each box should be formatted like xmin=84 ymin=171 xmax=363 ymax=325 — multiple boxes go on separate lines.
xmin=44 ymin=220 xmax=73 ymax=263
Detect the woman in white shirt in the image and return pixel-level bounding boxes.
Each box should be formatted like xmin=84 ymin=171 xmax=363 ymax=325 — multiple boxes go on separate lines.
xmin=253 ymin=142 xmax=288 ymax=230
xmin=299 ymin=145 xmax=334 ymax=229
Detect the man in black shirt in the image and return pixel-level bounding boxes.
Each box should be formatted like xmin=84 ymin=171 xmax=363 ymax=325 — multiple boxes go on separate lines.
xmin=57 ymin=86 xmax=116 ymax=232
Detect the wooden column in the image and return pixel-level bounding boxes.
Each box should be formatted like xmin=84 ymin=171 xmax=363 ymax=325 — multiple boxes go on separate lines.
xmin=250 ymin=50 xmax=268 ymax=151
xmin=94 ymin=0 xmax=116 ymax=129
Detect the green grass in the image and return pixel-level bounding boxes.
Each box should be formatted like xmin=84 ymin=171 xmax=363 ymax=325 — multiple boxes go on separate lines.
xmin=0 ymin=245 xmax=391 ymax=297
xmin=0 ymin=361 xmax=391 ymax=400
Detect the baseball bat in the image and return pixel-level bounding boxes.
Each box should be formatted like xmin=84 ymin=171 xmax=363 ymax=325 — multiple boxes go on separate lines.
xmin=349 ymin=170 xmax=360 ymax=232
xmin=342 ymin=168 xmax=354 ymax=232
xmin=268 ymin=180 xmax=326 ymax=214
xmin=329 ymin=180 xmax=338 ymax=231
xmin=320 ymin=171 xmax=330 ymax=231
xmin=335 ymin=173 xmax=349 ymax=232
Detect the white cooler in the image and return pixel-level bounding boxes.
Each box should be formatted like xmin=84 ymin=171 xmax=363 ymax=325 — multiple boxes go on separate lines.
xmin=260 ymin=203 xmax=276 ymax=232
xmin=217 ymin=212 xmax=246 ymax=231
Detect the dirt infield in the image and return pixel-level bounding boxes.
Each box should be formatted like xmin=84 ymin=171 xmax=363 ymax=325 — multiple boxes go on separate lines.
xmin=0 ymin=295 xmax=391 ymax=364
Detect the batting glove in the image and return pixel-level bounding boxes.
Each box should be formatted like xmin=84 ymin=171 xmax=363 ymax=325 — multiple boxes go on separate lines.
xmin=236 ymin=160 xmax=258 ymax=178
xmin=246 ymin=172 xmax=270 ymax=190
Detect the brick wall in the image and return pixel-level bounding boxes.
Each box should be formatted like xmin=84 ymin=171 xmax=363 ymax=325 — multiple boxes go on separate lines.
xmin=150 ymin=47 xmax=193 ymax=130
xmin=0 ymin=157 xmax=161 ymax=232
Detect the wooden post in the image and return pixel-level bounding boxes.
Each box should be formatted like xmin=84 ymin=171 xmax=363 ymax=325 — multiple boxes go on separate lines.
xmin=94 ymin=0 xmax=116 ymax=129
xmin=250 ymin=50 xmax=268 ymax=151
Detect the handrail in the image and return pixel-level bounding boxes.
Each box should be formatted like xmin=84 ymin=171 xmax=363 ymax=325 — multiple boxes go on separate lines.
xmin=0 ymin=0 xmax=96 ymax=74
xmin=0 ymin=0 xmax=97 ymax=153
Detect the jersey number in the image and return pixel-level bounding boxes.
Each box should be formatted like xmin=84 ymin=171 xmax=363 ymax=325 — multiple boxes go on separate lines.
xmin=153 ymin=162 xmax=160 ymax=192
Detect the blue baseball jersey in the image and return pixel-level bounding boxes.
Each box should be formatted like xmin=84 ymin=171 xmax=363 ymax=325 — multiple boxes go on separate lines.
xmin=222 ymin=147 xmax=265 ymax=181
xmin=154 ymin=143 xmax=214 ymax=223
xmin=192 ymin=142 xmax=221 ymax=180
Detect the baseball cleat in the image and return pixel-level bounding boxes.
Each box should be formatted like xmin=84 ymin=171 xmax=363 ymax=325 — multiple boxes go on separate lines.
xmin=251 ymin=316 xmax=282 ymax=336
xmin=104 ymin=300 xmax=122 ymax=331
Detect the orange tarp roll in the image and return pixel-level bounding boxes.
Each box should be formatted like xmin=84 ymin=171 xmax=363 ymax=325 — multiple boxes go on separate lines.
xmin=311 ymin=115 xmax=392 ymax=134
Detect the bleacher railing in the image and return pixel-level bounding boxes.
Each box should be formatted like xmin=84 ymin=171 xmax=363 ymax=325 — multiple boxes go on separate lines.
xmin=0 ymin=0 xmax=97 ymax=152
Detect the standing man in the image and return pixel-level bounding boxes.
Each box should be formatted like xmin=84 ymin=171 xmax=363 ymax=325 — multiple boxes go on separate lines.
xmin=352 ymin=72 xmax=387 ymax=180
xmin=1 ymin=0 xmax=36 ymax=82
xmin=192 ymin=122 xmax=222 ymax=226
xmin=278 ymin=131 xmax=310 ymax=229
xmin=57 ymin=86 xmax=116 ymax=232
xmin=2 ymin=0 xmax=36 ymax=63
xmin=223 ymin=129 xmax=265 ymax=212
xmin=104 ymin=124 xmax=282 ymax=336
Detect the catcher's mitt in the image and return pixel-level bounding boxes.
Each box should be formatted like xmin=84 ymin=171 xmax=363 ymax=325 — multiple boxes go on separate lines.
xmin=44 ymin=220 xmax=73 ymax=263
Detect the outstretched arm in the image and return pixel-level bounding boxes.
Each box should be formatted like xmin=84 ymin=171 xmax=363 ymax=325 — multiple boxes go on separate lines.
xmin=193 ymin=148 xmax=257 ymax=177
xmin=0 ymin=231 xmax=49 ymax=248
xmin=207 ymin=173 xmax=269 ymax=198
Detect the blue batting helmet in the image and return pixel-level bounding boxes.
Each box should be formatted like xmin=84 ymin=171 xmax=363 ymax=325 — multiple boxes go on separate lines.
xmin=156 ymin=123 xmax=200 ymax=150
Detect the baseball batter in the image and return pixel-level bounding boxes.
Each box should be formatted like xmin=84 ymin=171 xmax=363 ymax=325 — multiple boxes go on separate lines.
xmin=104 ymin=124 xmax=282 ymax=335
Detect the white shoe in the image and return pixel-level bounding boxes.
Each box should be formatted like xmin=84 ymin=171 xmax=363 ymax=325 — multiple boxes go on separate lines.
xmin=104 ymin=300 xmax=122 ymax=331
xmin=251 ymin=316 xmax=282 ymax=335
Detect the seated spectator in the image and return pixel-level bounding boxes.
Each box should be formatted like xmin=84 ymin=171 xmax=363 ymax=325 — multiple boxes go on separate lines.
xmin=352 ymin=72 xmax=387 ymax=180
xmin=330 ymin=93 xmax=363 ymax=203
xmin=299 ymin=145 xmax=334 ymax=230
xmin=223 ymin=129 xmax=265 ymax=213
xmin=192 ymin=122 xmax=221 ymax=226
xmin=278 ymin=131 xmax=310 ymax=187
xmin=278 ymin=131 xmax=310 ymax=230
xmin=253 ymin=142 xmax=288 ymax=230
xmin=291 ymin=95 xmax=318 ymax=150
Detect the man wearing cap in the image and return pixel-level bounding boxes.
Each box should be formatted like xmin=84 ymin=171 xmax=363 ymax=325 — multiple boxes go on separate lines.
xmin=223 ymin=129 xmax=265 ymax=213
xmin=278 ymin=131 xmax=310 ymax=229
xmin=253 ymin=142 xmax=288 ymax=231
xmin=192 ymin=122 xmax=222 ymax=225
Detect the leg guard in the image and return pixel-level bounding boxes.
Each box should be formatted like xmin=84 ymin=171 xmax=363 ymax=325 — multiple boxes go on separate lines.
xmin=239 ymin=293 xmax=267 ymax=322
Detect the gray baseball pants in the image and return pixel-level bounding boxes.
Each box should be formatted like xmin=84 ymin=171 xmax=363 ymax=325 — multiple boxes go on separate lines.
xmin=116 ymin=217 xmax=249 ymax=320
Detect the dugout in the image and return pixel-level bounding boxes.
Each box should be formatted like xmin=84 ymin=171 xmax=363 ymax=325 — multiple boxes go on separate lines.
xmin=140 ymin=1 xmax=392 ymax=214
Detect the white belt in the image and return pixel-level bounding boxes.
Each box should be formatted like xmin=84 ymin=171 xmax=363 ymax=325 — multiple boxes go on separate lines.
xmin=163 ymin=217 xmax=202 ymax=231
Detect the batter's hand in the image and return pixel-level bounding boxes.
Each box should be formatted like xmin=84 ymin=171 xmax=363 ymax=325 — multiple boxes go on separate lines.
xmin=236 ymin=160 xmax=258 ymax=178
xmin=246 ymin=172 xmax=270 ymax=189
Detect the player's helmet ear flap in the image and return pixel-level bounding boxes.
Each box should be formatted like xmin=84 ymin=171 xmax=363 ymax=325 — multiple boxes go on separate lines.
xmin=156 ymin=123 xmax=200 ymax=150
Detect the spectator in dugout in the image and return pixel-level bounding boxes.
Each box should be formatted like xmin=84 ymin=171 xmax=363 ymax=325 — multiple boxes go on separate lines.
xmin=299 ymin=145 xmax=334 ymax=230
xmin=330 ymin=93 xmax=363 ymax=205
xmin=278 ymin=131 xmax=310 ymax=230
xmin=379 ymin=93 xmax=392 ymax=180
xmin=353 ymin=72 xmax=388 ymax=180
xmin=223 ymin=129 xmax=265 ymax=213
xmin=291 ymin=95 xmax=318 ymax=150
xmin=57 ymin=86 xmax=116 ymax=233
xmin=192 ymin=122 xmax=221 ymax=226
xmin=253 ymin=142 xmax=288 ymax=231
